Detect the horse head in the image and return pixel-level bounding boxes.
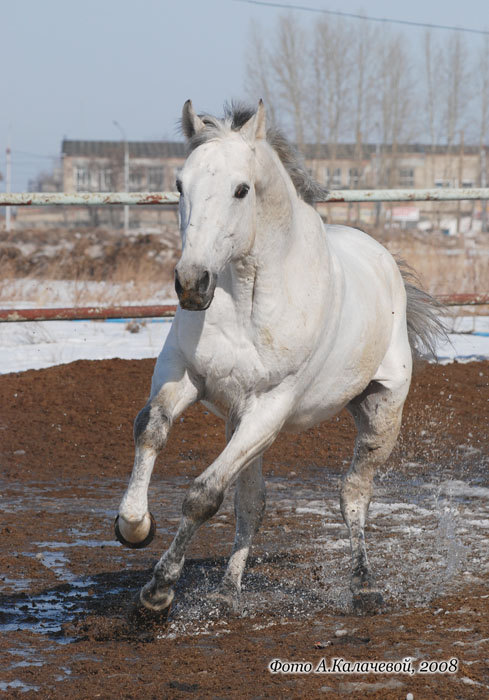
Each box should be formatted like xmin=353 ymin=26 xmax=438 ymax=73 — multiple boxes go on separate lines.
xmin=174 ymin=99 xmax=266 ymax=310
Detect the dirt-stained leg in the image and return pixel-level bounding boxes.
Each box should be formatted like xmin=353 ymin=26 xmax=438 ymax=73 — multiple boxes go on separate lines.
xmin=115 ymin=354 xmax=200 ymax=549
xmin=207 ymin=419 xmax=266 ymax=611
xmin=341 ymin=380 xmax=406 ymax=613
xmin=139 ymin=393 xmax=286 ymax=613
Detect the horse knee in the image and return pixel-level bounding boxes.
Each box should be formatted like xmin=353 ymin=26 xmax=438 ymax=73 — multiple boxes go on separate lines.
xmin=182 ymin=481 xmax=224 ymax=523
xmin=134 ymin=402 xmax=170 ymax=451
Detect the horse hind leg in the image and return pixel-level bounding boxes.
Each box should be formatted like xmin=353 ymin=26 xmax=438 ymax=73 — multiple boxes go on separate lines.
xmin=341 ymin=379 xmax=407 ymax=613
xmin=209 ymin=453 xmax=266 ymax=612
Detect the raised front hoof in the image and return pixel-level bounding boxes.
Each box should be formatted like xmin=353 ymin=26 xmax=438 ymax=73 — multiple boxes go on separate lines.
xmin=352 ymin=589 xmax=384 ymax=615
xmin=114 ymin=512 xmax=156 ymax=549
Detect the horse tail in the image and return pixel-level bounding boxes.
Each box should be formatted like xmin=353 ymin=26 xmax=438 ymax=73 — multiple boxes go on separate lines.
xmin=397 ymin=259 xmax=448 ymax=362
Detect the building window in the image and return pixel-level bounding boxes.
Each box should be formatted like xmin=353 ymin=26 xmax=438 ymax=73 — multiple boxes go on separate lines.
xmin=148 ymin=166 xmax=165 ymax=191
xmin=99 ymin=168 xmax=113 ymax=192
xmin=462 ymin=180 xmax=473 ymax=188
xmin=349 ymin=168 xmax=361 ymax=187
xmin=332 ymin=168 xmax=342 ymax=187
xmin=75 ymin=166 xmax=90 ymax=191
xmin=129 ymin=171 xmax=144 ymax=191
xmin=435 ymin=178 xmax=453 ymax=188
xmin=399 ymin=168 xmax=415 ymax=187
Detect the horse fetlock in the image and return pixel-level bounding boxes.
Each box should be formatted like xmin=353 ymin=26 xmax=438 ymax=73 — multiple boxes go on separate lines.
xmin=182 ymin=481 xmax=224 ymax=522
xmin=134 ymin=403 xmax=170 ymax=451
xmin=350 ymin=565 xmax=383 ymax=613
xmin=352 ymin=588 xmax=384 ymax=614
xmin=114 ymin=512 xmax=156 ymax=549
xmin=350 ymin=563 xmax=375 ymax=593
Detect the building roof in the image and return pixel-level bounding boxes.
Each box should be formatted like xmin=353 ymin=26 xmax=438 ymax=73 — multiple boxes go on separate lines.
xmin=62 ymin=139 xmax=484 ymax=161
xmin=62 ymin=140 xmax=186 ymax=158
xmin=303 ymin=143 xmax=483 ymax=159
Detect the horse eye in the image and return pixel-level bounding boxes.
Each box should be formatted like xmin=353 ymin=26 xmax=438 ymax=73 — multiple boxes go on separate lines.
xmin=176 ymin=179 xmax=183 ymax=195
xmin=234 ymin=183 xmax=250 ymax=199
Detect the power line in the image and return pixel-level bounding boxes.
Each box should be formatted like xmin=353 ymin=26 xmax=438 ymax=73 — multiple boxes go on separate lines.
xmin=235 ymin=0 xmax=489 ymax=36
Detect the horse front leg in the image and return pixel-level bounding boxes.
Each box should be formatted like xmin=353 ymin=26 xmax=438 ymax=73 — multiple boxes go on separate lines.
xmin=139 ymin=395 xmax=286 ymax=613
xmin=115 ymin=364 xmax=200 ymax=549
xmin=207 ymin=419 xmax=266 ymax=611
xmin=209 ymin=454 xmax=266 ymax=611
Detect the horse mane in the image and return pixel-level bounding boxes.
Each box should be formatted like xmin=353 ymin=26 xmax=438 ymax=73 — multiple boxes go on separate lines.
xmin=182 ymin=102 xmax=329 ymax=205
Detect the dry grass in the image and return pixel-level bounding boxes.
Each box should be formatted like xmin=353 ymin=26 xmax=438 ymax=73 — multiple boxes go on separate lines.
xmin=0 ymin=227 xmax=178 ymax=306
xmin=0 ymin=225 xmax=488 ymax=311
xmin=378 ymin=232 xmax=489 ymax=297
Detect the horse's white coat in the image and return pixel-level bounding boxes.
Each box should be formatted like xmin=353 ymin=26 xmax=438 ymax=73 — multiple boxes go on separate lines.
xmin=117 ymin=102 xmax=415 ymax=613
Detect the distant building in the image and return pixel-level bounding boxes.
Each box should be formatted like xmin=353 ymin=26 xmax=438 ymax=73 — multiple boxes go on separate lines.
xmin=61 ymin=140 xmax=185 ymax=194
xmin=60 ymin=139 xmax=487 ymax=195
xmin=13 ymin=139 xmax=489 ymax=231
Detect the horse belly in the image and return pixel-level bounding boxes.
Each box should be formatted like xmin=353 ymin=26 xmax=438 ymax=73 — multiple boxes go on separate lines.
xmin=283 ymin=331 xmax=391 ymax=432
xmin=283 ymin=380 xmax=356 ymax=432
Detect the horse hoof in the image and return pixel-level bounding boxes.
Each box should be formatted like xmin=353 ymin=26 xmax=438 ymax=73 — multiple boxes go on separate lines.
xmin=207 ymin=585 xmax=241 ymax=614
xmin=139 ymin=582 xmax=174 ymax=613
xmin=352 ymin=590 xmax=384 ymax=615
xmin=114 ymin=512 xmax=156 ymax=549
xmin=128 ymin=596 xmax=172 ymax=633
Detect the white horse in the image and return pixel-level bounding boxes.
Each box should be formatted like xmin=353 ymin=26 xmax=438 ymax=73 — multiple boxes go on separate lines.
xmin=115 ymin=101 xmax=442 ymax=614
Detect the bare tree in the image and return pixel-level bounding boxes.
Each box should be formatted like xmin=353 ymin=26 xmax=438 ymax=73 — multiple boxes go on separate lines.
xmin=245 ymin=15 xmax=310 ymax=148
xmin=477 ymin=34 xmax=489 ymax=231
xmin=312 ymin=17 xmax=353 ymax=160
xmin=424 ymin=30 xmax=446 ymax=184
xmin=442 ymin=32 xmax=470 ymax=152
xmin=244 ymin=20 xmax=278 ymax=125
xmin=477 ymin=34 xmax=489 ymax=149
xmin=269 ymin=14 xmax=309 ymax=150
xmin=374 ymin=31 xmax=415 ymax=185
xmin=350 ymin=18 xmax=378 ymax=156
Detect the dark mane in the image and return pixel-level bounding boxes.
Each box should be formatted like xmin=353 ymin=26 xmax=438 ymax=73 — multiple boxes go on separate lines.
xmin=182 ymin=102 xmax=329 ymax=205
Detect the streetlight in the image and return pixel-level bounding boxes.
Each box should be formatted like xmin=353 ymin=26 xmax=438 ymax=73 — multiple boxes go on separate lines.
xmin=113 ymin=120 xmax=129 ymax=234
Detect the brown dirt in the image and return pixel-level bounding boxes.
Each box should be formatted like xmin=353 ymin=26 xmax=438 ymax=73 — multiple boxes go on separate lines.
xmin=0 ymin=358 xmax=488 ymax=698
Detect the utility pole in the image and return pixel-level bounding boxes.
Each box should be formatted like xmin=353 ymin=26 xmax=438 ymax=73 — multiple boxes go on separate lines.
xmin=457 ymin=130 xmax=464 ymax=235
xmin=375 ymin=126 xmax=381 ymax=228
xmin=113 ymin=120 xmax=129 ymax=234
xmin=5 ymin=139 xmax=11 ymax=232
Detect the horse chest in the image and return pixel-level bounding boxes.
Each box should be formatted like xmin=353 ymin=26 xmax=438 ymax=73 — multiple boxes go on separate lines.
xmin=178 ymin=319 xmax=266 ymax=395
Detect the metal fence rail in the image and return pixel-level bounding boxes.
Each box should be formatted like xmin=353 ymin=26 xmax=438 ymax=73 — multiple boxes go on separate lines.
xmin=0 ymin=294 xmax=488 ymax=323
xmin=1 ymin=188 xmax=489 ymax=206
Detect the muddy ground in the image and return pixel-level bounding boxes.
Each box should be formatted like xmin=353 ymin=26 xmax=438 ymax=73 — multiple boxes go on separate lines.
xmin=0 ymin=358 xmax=488 ymax=698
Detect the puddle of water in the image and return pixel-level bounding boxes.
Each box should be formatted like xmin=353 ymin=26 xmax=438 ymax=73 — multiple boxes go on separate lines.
xmin=0 ymin=680 xmax=41 ymax=693
xmin=0 ymin=464 xmax=488 ymax=643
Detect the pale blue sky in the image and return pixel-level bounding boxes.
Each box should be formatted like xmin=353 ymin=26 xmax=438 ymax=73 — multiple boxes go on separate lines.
xmin=2 ymin=0 xmax=488 ymax=189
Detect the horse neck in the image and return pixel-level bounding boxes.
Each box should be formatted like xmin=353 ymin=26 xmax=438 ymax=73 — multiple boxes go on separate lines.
xmin=228 ymin=144 xmax=320 ymax=317
xmin=253 ymin=143 xmax=297 ymax=260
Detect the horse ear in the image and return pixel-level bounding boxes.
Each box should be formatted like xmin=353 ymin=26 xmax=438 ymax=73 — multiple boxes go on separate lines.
xmin=240 ymin=99 xmax=266 ymax=142
xmin=182 ymin=100 xmax=205 ymax=140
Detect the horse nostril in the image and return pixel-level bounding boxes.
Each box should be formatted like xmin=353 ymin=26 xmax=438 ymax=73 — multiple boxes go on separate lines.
xmin=174 ymin=269 xmax=183 ymax=297
xmin=198 ymin=270 xmax=211 ymax=295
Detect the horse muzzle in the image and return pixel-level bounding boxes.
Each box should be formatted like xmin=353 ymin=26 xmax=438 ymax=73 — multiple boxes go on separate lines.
xmin=174 ymin=267 xmax=217 ymax=311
